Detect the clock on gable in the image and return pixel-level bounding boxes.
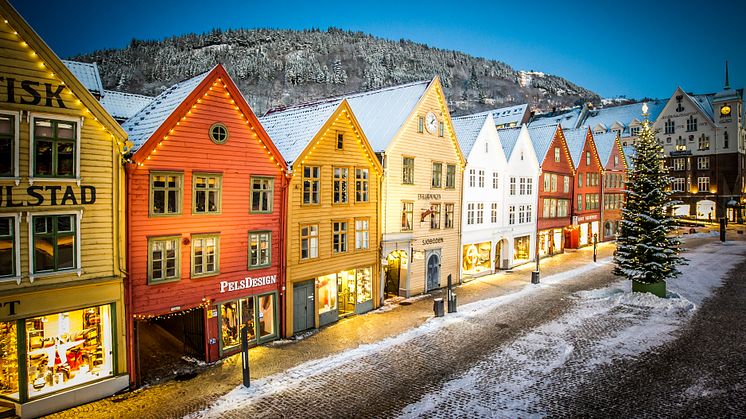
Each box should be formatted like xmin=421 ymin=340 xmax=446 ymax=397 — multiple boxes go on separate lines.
xmin=721 ymin=105 xmax=732 ymax=117
xmin=425 ymin=111 xmax=438 ymax=134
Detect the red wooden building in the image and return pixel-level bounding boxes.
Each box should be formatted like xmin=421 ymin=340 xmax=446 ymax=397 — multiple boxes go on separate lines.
xmin=594 ymin=132 xmax=628 ymax=240
xmin=122 ymin=65 xmax=287 ymax=384
xmin=564 ymin=127 xmax=603 ymax=248
xmin=527 ymin=124 xmax=575 ymax=257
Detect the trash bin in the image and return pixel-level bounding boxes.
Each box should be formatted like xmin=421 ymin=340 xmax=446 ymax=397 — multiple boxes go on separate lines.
xmin=433 ymin=298 xmax=445 ymax=317
xmin=447 ymin=293 xmax=457 ymax=313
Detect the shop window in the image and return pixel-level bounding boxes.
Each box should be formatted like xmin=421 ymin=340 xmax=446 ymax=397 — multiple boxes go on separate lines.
xmin=248 ymin=231 xmax=271 ymax=268
xmin=402 ymin=157 xmax=415 ymax=184
xmin=0 ymin=321 xmax=18 ymax=400
xmin=33 ymin=118 xmax=77 ymax=178
xmin=219 ymin=293 xmax=277 ymax=351
xmin=250 ymin=177 xmax=274 ymax=213
xmin=191 ymin=235 xmax=219 ymax=277
xmin=193 ymin=173 xmax=221 ymax=214
xmin=430 ymin=204 xmax=441 ymax=229
xmin=332 ymin=222 xmax=347 ymax=253
xmin=338 ymin=270 xmax=356 ymax=315
xmin=356 ymin=267 xmax=373 ymax=304
xmin=0 ymin=217 xmax=16 ymax=278
xmin=302 ymin=166 xmax=320 ymax=205
xmin=148 ymin=236 xmax=180 ymax=283
xmin=462 ymin=242 xmax=492 ymax=274
xmin=355 ymin=219 xmax=369 ymax=249
xmin=444 ymin=203 xmax=454 ymax=229
xmin=0 ymin=113 xmax=16 ymax=177
xmin=150 ymin=172 xmax=182 ymax=216
xmin=401 ymin=202 xmax=413 ymax=231
xmin=318 ymin=274 xmax=337 ymax=314
xmin=33 ymin=214 xmax=76 ymax=274
xmin=432 ymin=162 xmax=442 ymax=188
xmin=300 ymin=225 xmax=319 ymax=259
xmin=478 ymin=170 xmax=485 ymax=188
xmin=514 ymin=236 xmax=530 ymax=262
xmin=333 ymin=167 xmax=349 ymax=204
xmin=258 ymin=294 xmax=276 ymax=339
xmin=445 ymin=164 xmax=456 ymax=189
xmin=355 ymin=168 xmax=369 ymax=202
xmin=21 ymin=305 xmax=114 ymax=400
xmin=209 ymin=123 xmax=229 ymax=144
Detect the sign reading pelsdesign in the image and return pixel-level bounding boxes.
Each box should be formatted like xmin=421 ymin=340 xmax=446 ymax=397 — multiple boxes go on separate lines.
xmin=219 ymin=274 xmax=277 ymax=293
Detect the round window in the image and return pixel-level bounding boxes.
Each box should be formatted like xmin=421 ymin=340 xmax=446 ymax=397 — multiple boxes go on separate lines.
xmin=209 ymin=123 xmax=229 ymax=144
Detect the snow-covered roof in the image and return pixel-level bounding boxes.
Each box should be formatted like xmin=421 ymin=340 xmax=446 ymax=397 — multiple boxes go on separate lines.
xmin=581 ymin=100 xmax=666 ymax=135
xmin=497 ymin=126 xmax=521 ymax=159
xmin=100 ymin=90 xmax=153 ymax=121
xmin=463 ymin=104 xmax=528 ymax=128
xmin=266 ymin=80 xmax=430 ymax=152
xmin=689 ymin=93 xmax=714 ymax=121
xmin=563 ymin=127 xmax=589 ymax=168
xmin=61 ymin=60 xmax=104 ymax=97
xmin=452 ymin=113 xmax=489 ymax=156
xmin=259 ymin=99 xmax=343 ymax=164
xmin=122 ymin=71 xmax=211 ymax=151
xmin=526 ymin=124 xmax=558 ymax=162
xmin=530 ymin=107 xmax=581 ymax=129
xmin=593 ymin=132 xmax=618 ymax=166
xmin=622 ymin=145 xmax=635 ymax=170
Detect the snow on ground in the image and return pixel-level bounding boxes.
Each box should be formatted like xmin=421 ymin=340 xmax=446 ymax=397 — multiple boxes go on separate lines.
xmin=399 ymin=241 xmax=746 ymax=418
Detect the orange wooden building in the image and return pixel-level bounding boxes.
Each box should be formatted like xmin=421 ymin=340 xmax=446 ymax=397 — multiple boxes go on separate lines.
xmin=122 ymin=65 xmax=287 ymax=384
xmin=564 ymin=127 xmax=604 ymax=248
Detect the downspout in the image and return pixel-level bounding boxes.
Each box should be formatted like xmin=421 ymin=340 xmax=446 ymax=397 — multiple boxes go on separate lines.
xmin=600 ymin=168 xmax=605 ymax=241
xmin=457 ymin=162 xmax=465 ymax=285
xmin=377 ymin=160 xmax=383 ymax=307
xmin=123 ymin=162 xmax=137 ymax=388
xmin=280 ymin=168 xmax=290 ymax=338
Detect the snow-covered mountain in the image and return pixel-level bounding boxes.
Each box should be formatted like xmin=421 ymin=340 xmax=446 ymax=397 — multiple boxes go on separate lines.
xmin=72 ymin=27 xmax=600 ymax=115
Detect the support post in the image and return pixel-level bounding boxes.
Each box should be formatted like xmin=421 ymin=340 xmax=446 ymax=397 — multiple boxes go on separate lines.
xmin=241 ymin=325 xmax=250 ymax=388
xmin=593 ymin=233 xmax=598 ymax=262
xmin=720 ymin=217 xmax=726 ymax=242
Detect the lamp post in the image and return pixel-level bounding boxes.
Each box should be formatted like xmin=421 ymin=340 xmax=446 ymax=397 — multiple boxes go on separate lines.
xmin=593 ymin=233 xmax=598 ymax=262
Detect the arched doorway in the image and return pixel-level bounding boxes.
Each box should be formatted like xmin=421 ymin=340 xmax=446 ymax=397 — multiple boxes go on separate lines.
xmin=696 ymin=200 xmax=716 ymax=221
xmin=426 ymin=252 xmax=441 ymax=292
xmin=385 ymin=250 xmax=408 ymax=297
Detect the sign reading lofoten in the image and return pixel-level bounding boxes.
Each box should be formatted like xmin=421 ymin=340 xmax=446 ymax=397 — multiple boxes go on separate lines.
xmin=220 ymin=274 xmax=277 ymax=293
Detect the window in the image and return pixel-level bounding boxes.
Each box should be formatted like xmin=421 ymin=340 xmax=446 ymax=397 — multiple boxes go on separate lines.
xmin=300 ymin=225 xmax=318 ymax=259
xmin=584 ymin=194 xmax=599 ymax=210
xmin=492 ymin=172 xmax=499 ymax=189
xmin=430 ymin=204 xmax=441 ymax=229
xmin=549 ymin=174 xmax=557 ymax=192
xmin=697 ymin=157 xmax=710 ymax=170
xmin=333 ymin=167 xmax=349 ymax=204
xmin=192 ymin=235 xmax=219 ymax=277
xmin=614 ymin=155 xmax=619 ymax=166
xmin=355 ymin=219 xmax=369 ymax=249
xmin=491 ymin=203 xmax=498 ymax=223
xmin=151 ymin=173 xmax=182 ymax=216
xmin=686 ymin=116 xmax=698 ymax=132
xmin=476 ymin=203 xmax=484 ymax=224
xmin=697 ymin=177 xmax=710 ymax=192
xmin=509 ymin=177 xmax=516 ymax=195
xmin=148 ymin=236 xmax=179 ymax=283
xmin=0 ymin=217 xmax=16 ymax=278
xmin=438 ymin=121 xmax=444 ymax=137
xmin=33 ymin=118 xmax=76 ymax=177
xmin=724 ymin=131 xmax=729 ymax=149
xmin=303 ymin=166 xmax=320 ymax=204
xmin=544 ymin=174 xmax=550 ymax=191
xmin=577 ymin=194 xmax=582 ymax=211
xmin=336 ymin=133 xmax=344 ymax=150
xmin=432 ymin=163 xmax=443 ymax=188
xmin=193 ymin=173 xmax=221 ymax=213
xmin=469 ymin=169 xmax=476 ymax=187
xmin=209 ymin=122 xmax=229 ymax=144
xmin=554 ymin=147 xmax=560 ymax=162
xmin=563 ymin=176 xmax=570 ymax=193
xmin=698 ymin=135 xmax=710 ymax=151
xmin=586 ymin=151 xmax=591 ymax=166
xmin=518 ymin=205 xmax=525 ymax=224
xmin=332 ymin=222 xmax=347 ymax=253
xmin=249 ymin=231 xmax=271 ymax=268
xmin=220 ymin=293 xmax=277 ymax=350
xmin=525 ymin=205 xmax=532 ymax=223
xmin=250 ymin=177 xmax=273 ymax=213
xmin=401 ymin=202 xmax=413 ymax=231
xmin=558 ymin=199 xmax=569 ymax=217
xmin=519 ymin=178 xmax=526 ymax=195
xmin=577 ymin=174 xmax=583 ymax=188
xmin=543 ymin=198 xmax=551 ymax=218
xmin=672 ymin=178 xmax=686 ymax=192
xmin=33 ymin=214 xmax=77 ymax=275
xmin=664 ymin=119 xmax=675 ymax=135
xmin=418 ymin=116 xmax=424 ymax=133
xmin=675 ymin=136 xmax=686 ymax=151
xmin=0 ymin=114 xmax=15 ymax=177
xmin=402 ymin=157 xmax=415 ymax=184
xmin=673 ymin=158 xmax=685 ymax=171
xmin=485 ymin=142 xmax=489 ymax=153
xmin=445 ymin=204 xmax=454 ymax=228
xmin=355 ymin=168 xmax=369 ymax=202
xmin=508 ymin=205 xmax=516 ymax=225
xmin=467 ymin=203 xmax=475 ymax=225
xmin=445 ymin=164 xmax=456 ymax=189
xmin=630 ymin=126 xmax=640 ymax=136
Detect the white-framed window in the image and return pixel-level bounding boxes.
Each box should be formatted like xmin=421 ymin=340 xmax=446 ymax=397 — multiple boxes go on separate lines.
xmin=478 ymin=170 xmax=485 ymax=188
xmin=519 ymin=178 xmax=526 ymax=195
xmin=332 ymin=222 xmax=347 ymax=254
xmin=492 ymin=172 xmax=499 ymax=189
xmin=550 ymin=174 xmax=557 ymax=192
xmin=563 ymin=176 xmax=570 ymax=193
xmin=430 ymin=204 xmax=441 ymax=229
xmin=332 ymin=167 xmax=349 ymax=204
xmin=191 ymin=235 xmax=219 ymax=277
xmin=698 ymin=135 xmax=710 ymax=151
xmin=302 ymin=166 xmax=320 ymax=205
xmin=526 ymin=178 xmax=533 ymax=195
xmin=673 ymin=158 xmax=685 ymax=171
xmin=476 ymin=203 xmax=484 ymax=224
xmin=518 ymin=205 xmax=526 ymax=224
xmin=148 ymin=236 xmax=180 ymax=284
xmin=554 ymin=147 xmax=560 ymax=162
xmin=356 ymin=168 xmax=370 ymax=202
xmin=467 ymin=203 xmax=475 ymax=225
xmin=491 ymin=203 xmax=498 ymax=223
xmin=630 ymin=126 xmax=640 ymax=136
xmin=697 ymin=177 xmax=710 ymax=192
xmin=0 ymin=214 xmax=21 ymax=283
xmin=586 ymin=151 xmax=591 ymax=166
xmin=525 ymin=205 xmax=532 ymax=223
xmin=431 ymin=162 xmax=442 ymax=188
xmin=672 ymin=178 xmax=686 ymax=192
xmin=664 ymin=119 xmax=675 ymax=135
xmin=29 ymin=113 xmax=82 ymax=181
xmin=300 ymin=224 xmax=319 ymax=259
xmin=686 ymin=116 xmax=698 ymax=132
xmin=249 ymin=231 xmax=272 ymax=267
xmin=0 ymin=110 xmax=20 ymax=180
xmin=543 ymin=174 xmax=550 ymax=191
xmin=469 ymin=169 xmax=476 ymax=187
xmin=355 ymin=219 xmax=369 ymax=249
xmin=29 ymin=211 xmax=82 ymax=280
xmin=697 ymin=157 xmax=710 ymax=170
xmin=509 ymin=177 xmax=516 ymax=195
xmin=508 ymin=205 xmax=515 ymax=225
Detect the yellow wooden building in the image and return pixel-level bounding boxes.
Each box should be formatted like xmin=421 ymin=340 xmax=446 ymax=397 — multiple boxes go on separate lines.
xmin=0 ymin=1 xmax=130 ymax=416
xmin=261 ymin=99 xmax=382 ymax=336
xmin=345 ymin=77 xmax=465 ymax=296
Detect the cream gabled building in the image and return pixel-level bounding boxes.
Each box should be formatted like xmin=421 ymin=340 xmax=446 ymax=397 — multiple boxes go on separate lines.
xmin=343 ymin=78 xmax=465 ymax=297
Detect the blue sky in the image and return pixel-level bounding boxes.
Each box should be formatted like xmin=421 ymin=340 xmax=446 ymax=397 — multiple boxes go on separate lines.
xmin=12 ymin=0 xmax=745 ymax=99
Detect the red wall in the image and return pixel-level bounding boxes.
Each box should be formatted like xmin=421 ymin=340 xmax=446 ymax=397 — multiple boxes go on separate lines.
xmin=603 ymin=141 xmax=627 ymax=224
xmin=538 ymin=129 xmax=575 ymax=231
xmin=572 ymin=130 xmax=603 ymax=224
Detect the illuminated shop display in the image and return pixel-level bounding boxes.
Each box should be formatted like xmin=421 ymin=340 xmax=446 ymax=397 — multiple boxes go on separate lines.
xmin=513 ymin=236 xmax=531 ymax=263
xmin=219 ymin=293 xmax=277 ymax=352
xmin=462 ymin=242 xmax=492 ymax=275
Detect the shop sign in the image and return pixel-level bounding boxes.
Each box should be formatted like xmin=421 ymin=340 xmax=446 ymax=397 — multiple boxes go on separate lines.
xmin=1 ymin=300 xmax=21 ymax=317
xmin=0 ymin=76 xmax=67 ymax=108
xmin=577 ymin=214 xmax=599 ymax=223
xmin=417 ymin=193 xmax=441 ymax=200
xmin=219 ymin=274 xmax=277 ymax=293
xmin=421 ymin=237 xmax=444 ymax=246
xmin=0 ymin=185 xmax=96 ymax=207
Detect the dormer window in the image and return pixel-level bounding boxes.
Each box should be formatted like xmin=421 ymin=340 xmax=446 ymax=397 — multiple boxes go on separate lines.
xmin=630 ymin=126 xmax=640 ymax=136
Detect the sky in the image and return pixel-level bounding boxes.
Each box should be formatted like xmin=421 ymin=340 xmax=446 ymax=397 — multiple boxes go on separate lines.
xmin=11 ymin=0 xmax=746 ymax=99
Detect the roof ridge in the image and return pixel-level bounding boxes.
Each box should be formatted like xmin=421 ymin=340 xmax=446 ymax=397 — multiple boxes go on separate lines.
xmin=103 ymin=89 xmax=153 ymax=99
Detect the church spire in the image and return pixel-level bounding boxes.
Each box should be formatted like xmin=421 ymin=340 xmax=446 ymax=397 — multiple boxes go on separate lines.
xmin=724 ymin=60 xmax=730 ymax=90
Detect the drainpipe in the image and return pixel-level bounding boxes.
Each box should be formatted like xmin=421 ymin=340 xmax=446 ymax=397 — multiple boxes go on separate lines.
xmin=457 ymin=163 xmax=465 ymax=285
xmin=123 ymin=163 xmax=137 ymax=388
xmin=600 ymin=168 xmax=605 ymax=241
xmin=532 ymin=168 xmax=541 ymax=284
xmin=280 ymin=169 xmax=290 ymax=338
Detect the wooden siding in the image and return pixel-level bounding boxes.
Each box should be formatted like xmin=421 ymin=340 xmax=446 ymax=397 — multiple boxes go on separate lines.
xmin=538 ymin=129 xmax=575 ymax=231
xmin=602 ymin=138 xmax=626 ymax=226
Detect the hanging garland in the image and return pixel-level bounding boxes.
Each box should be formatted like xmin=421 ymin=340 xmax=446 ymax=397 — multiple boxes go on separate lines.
xmin=132 ymin=301 xmax=211 ymax=321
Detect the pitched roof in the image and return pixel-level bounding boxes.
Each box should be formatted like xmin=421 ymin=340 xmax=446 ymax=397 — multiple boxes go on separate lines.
xmin=451 ymin=113 xmax=489 ymax=156
xmin=497 ymin=126 xmax=521 ymax=159
xmin=593 ymin=132 xmax=618 ymax=165
xmin=122 ymin=70 xmax=211 ymax=151
xmin=259 ymin=99 xmax=343 ymax=164
xmin=526 ymin=124 xmax=559 ymax=162
xmin=562 ymin=127 xmax=589 ymax=167
xmin=61 ymin=59 xmax=104 ymax=96
xmin=581 ymin=100 xmax=666 ymax=135
xmin=622 ymin=145 xmax=635 ymax=170
xmin=530 ymin=107 xmax=582 ymax=128
xmin=100 ymin=90 xmax=153 ymax=121
xmin=689 ymin=93 xmax=714 ymax=121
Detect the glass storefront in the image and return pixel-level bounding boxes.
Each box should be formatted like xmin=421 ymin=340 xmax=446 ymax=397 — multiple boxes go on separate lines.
xmin=317 ymin=267 xmax=374 ymax=319
xmin=317 ymin=274 xmax=337 ymax=315
xmin=0 ymin=305 xmax=114 ymax=401
xmin=220 ymin=293 xmax=277 ymax=353
xmin=462 ymin=242 xmax=492 ymax=275
xmin=513 ymin=236 xmax=531 ymax=264
xmin=539 ymin=230 xmax=562 ymax=257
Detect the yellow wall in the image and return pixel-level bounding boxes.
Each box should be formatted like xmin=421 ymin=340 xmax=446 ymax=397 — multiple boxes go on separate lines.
xmin=284 ymin=104 xmax=381 ymax=336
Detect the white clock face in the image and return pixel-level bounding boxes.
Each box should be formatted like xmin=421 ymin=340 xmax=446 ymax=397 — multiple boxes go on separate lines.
xmin=425 ymin=112 xmax=438 ymax=134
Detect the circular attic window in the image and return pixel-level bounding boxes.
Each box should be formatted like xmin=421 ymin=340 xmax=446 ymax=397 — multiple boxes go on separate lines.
xmin=209 ymin=123 xmax=229 ymax=144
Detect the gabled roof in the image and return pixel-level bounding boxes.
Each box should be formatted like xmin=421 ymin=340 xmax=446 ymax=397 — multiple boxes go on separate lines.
xmin=526 ymin=124 xmax=559 ymax=162
xmin=259 ymin=99 xmax=342 ymax=164
xmin=0 ymin=1 xmax=126 ymax=140
xmin=689 ymin=93 xmax=714 ymax=121
xmin=497 ymin=126 xmax=521 ymax=159
xmin=593 ymin=132 xmax=618 ymax=166
xmin=581 ymin=100 xmax=666 ymax=135
xmin=61 ymin=59 xmax=104 ymax=97
xmin=452 ymin=112 xmax=491 ymax=156
xmin=529 ymin=107 xmax=582 ymax=128
xmin=563 ymin=127 xmax=591 ymax=168
xmin=466 ymin=104 xmax=527 ymax=127
xmin=100 ymin=90 xmax=153 ymax=121
xmin=122 ymin=71 xmax=211 ymax=151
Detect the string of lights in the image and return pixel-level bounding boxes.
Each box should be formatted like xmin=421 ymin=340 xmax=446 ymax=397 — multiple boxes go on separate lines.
xmin=132 ymin=300 xmax=211 ymax=321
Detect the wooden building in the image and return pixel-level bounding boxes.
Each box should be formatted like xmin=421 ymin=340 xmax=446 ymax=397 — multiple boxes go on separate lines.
xmin=564 ymin=127 xmax=604 ymax=248
xmin=261 ymin=99 xmax=382 ymax=336
xmin=0 ymin=1 xmax=130 ymax=416
xmin=122 ymin=65 xmax=287 ymax=381
xmin=594 ymin=132 xmax=627 ymax=240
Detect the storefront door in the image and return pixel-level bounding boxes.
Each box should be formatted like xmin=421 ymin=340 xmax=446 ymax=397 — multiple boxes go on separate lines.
xmin=426 ymin=252 xmax=440 ymax=292
xmin=337 ymin=271 xmax=356 ymax=317
xmin=494 ymin=241 xmax=502 ymax=270
xmin=293 ymin=280 xmax=315 ymax=334
xmin=385 ymin=251 xmax=407 ymax=297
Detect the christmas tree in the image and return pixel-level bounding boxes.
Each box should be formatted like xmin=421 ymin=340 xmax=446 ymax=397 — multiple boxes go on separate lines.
xmin=613 ymin=103 xmax=684 ymax=297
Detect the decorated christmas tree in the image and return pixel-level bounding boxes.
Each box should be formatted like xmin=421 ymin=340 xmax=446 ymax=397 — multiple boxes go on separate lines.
xmin=613 ymin=103 xmax=684 ymax=297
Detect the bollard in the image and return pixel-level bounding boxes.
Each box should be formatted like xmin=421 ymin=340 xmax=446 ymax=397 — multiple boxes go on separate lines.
xmin=241 ymin=324 xmax=250 ymax=388
xmin=593 ymin=233 xmax=598 ymax=263
xmin=531 ymin=270 xmax=540 ymax=284
xmin=433 ymin=298 xmax=445 ymax=317
xmin=447 ymin=274 xmax=457 ymax=313
xmin=720 ymin=217 xmax=726 ymax=243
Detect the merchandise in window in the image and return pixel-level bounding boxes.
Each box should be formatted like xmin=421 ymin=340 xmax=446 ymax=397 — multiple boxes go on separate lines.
xmin=356 ymin=267 xmax=373 ymax=304
xmin=0 ymin=114 xmax=14 ymax=177
xmin=151 ymin=173 xmax=182 ymax=215
xmin=33 ymin=215 xmax=76 ymax=273
xmin=250 ymin=177 xmax=273 ymax=213
xmin=258 ymin=294 xmax=275 ymax=338
xmin=220 ymin=298 xmax=255 ymax=351
xmin=0 ymin=217 xmax=15 ymax=277
xmin=149 ymin=237 xmax=179 ymax=283
xmin=401 ymin=202 xmax=413 ymax=231
xmin=514 ymin=236 xmax=530 ymax=262
xmin=317 ymin=274 xmax=338 ymax=314
xmin=33 ymin=118 xmax=76 ymax=178
xmin=462 ymin=241 xmax=492 ymax=274
xmin=0 ymin=321 xmax=18 ymax=400
xmin=430 ymin=204 xmax=441 ymax=229
xmin=249 ymin=232 xmax=271 ymax=268
xmin=193 ymin=174 xmax=221 ymax=213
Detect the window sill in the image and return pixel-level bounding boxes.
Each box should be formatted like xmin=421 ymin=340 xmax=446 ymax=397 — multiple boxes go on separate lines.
xmin=147 ymin=277 xmax=182 ymax=285
xmin=0 ymin=177 xmax=21 ymax=186
xmin=248 ymin=264 xmax=271 ymax=270
xmin=0 ymin=276 xmax=22 ymax=285
xmin=191 ymin=271 xmax=220 ymax=280
xmin=29 ymin=268 xmax=82 ymax=283
xmin=29 ymin=177 xmax=81 ymax=186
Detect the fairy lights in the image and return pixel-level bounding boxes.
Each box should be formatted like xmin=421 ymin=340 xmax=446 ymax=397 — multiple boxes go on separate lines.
xmin=132 ymin=300 xmax=211 ymax=321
